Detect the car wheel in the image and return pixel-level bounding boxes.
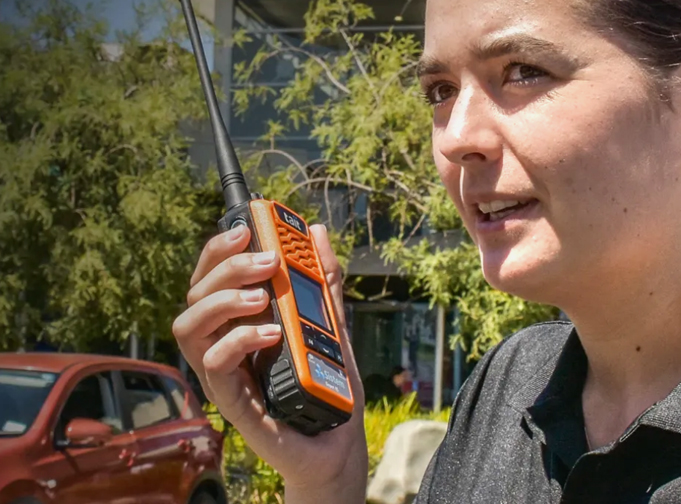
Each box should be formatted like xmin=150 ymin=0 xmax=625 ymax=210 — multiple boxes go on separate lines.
xmin=189 ymin=491 xmax=218 ymax=504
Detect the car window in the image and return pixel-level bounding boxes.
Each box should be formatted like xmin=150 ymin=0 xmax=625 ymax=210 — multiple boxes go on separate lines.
xmin=55 ymin=372 xmax=122 ymax=442
xmin=162 ymin=376 xmax=194 ymax=420
xmin=0 ymin=369 xmax=58 ymax=436
xmin=121 ymin=371 xmax=174 ymax=429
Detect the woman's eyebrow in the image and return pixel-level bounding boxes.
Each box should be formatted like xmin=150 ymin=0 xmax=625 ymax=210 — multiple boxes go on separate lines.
xmin=473 ymin=34 xmax=568 ymax=61
xmin=418 ymin=34 xmax=583 ymax=79
xmin=417 ymin=56 xmax=449 ymax=78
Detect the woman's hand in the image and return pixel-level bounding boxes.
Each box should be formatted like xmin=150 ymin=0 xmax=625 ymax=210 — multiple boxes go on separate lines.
xmin=172 ymin=223 xmax=367 ymax=504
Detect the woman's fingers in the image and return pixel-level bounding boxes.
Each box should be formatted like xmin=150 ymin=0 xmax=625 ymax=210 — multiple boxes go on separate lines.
xmin=203 ymin=323 xmax=283 ymax=426
xmin=186 ymin=250 xmax=280 ymax=307
xmin=190 ymin=225 xmax=251 ymax=288
xmin=310 ymin=224 xmax=345 ymax=325
xmin=172 ymin=287 xmax=270 ymax=377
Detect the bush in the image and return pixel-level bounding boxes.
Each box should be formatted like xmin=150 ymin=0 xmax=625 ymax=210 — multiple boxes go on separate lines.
xmin=204 ymin=394 xmax=452 ymax=503
xmin=365 ymin=393 xmax=451 ymax=476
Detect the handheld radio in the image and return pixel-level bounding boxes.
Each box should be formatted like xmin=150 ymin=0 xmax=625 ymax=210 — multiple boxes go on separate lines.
xmin=180 ymin=0 xmax=353 ymax=436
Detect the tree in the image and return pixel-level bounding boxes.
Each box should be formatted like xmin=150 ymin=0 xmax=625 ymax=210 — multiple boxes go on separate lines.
xmin=0 ymin=0 xmax=214 ymax=352
xmin=232 ymin=0 xmax=559 ymax=360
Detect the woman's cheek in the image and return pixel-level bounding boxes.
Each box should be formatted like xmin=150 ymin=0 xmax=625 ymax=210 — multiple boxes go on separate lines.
xmin=436 ymin=163 xmax=465 ymax=210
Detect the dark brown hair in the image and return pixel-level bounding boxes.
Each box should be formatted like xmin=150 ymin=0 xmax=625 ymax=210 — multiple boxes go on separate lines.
xmin=580 ymin=0 xmax=681 ymax=83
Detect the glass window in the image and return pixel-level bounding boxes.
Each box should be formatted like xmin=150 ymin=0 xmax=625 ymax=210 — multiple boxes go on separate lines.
xmin=0 ymin=369 xmax=57 ymax=436
xmin=55 ymin=372 xmax=122 ymax=441
xmin=162 ymin=377 xmax=194 ymax=420
xmin=121 ymin=371 xmax=174 ymax=429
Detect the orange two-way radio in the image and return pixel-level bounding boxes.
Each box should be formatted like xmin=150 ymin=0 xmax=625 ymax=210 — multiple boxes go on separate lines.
xmin=179 ymin=0 xmax=353 ymax=436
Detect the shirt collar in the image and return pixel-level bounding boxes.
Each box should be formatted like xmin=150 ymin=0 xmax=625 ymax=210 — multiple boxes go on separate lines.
xmin=637 ymin=378 xmax=681 ymax=434
xmin=507 ymin=327 xmax=588 ymax=467
xmin=507 ymin=326 xmax=681 ymax=467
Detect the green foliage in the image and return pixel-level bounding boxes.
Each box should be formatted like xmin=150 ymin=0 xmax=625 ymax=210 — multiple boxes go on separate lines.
xmin=364 ymin=393 xmax=450 ymax=476
xmin=383 ymin=240 xmax=560 ymax=360
xmin=0 ymin=0 xmax=212 ymax=351
xmin=204 ymin=395 xmax=450 ymax=504
xmin=232 ymin=0 xmax=558 ymax=360
xmin=223 ymin=428 xmax=285 ymax=504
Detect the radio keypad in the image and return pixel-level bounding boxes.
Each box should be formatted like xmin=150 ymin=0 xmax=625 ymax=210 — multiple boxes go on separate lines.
xmin=301 ymin=323 xmax=344 ymax=368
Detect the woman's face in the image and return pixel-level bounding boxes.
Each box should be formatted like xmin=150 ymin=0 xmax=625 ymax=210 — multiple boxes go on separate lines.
xmin=422 ymin=0 xmax=681 ymax=305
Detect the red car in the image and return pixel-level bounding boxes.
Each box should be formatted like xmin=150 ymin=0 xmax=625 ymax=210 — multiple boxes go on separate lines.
xmin=0 ymin=352 xmax=226 ymax=504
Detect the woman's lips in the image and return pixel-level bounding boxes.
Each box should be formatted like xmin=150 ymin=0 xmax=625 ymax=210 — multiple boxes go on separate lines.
xmin=474 ymin=199 xmax=540 ymax=232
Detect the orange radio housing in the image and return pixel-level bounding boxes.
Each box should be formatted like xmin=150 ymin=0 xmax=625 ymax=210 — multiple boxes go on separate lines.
xmin=218 ymin=200 xmax=354 ymax=434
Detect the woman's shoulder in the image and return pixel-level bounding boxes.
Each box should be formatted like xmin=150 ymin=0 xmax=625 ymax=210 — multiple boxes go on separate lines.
xmin=456 ymin=321 xmax=574 ymax=408
xmin=496 ymin=320 xmax=574 ymax=368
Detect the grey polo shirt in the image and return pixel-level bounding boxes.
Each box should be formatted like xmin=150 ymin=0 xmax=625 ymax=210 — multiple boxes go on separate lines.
xmin=413 ymin=321 xmax=681 ymax=503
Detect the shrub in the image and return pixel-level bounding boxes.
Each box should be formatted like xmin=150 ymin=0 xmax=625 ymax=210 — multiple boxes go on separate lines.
xmin=365 ymin=394 xmax=451 ymax=476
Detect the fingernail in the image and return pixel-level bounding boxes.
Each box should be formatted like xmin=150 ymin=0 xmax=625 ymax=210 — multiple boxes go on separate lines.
xmin=240 ymin=289 xmax=264 ymax=302
xmin=252 ymin=250 xmax=276 ymax=265
xmin=257 ymin=324 xmax=282 ymax=338
xmin=225 ymin=225 xmax=245 ymax=241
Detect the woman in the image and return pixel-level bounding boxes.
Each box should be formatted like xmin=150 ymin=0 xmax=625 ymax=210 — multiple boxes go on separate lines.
xmin=172 ymin=0 xmax=681 ymax=502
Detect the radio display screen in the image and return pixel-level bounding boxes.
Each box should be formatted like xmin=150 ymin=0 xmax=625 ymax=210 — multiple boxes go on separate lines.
xmin=289 ymin=268 xmax=332 ymax=333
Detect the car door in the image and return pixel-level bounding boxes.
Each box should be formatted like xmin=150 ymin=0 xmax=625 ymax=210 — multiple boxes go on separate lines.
xmin=119 ymin=370 xmax=190 ymax=504
xmin=32 ymin=370 xmax=140 ymax=504
xmin=162 ymin=374 xmax=224 ymax=484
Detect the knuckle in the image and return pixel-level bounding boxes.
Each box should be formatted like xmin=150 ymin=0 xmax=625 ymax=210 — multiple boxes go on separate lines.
xmin=205 ymin=234 xmax=225 ymax=256
xmin=231 ymin=333 xmax=248 ymax=356
xmin=171 ymin=316 xmax=185 ymax=340
xmin=202 ymin=348 xmax=222 ymax=374
xmin=186 ymin=286 xmax=199 ymax=307
xmin=230 ymin=325 xmax=257 ymax=352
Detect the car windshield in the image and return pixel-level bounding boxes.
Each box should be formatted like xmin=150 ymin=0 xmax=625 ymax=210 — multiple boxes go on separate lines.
xmin=0 ymin=369 xmax=58 ymax=436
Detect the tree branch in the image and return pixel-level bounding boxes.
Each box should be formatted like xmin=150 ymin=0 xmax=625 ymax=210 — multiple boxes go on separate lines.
xmin=287 ymin=46 xmax=351 ymax=95
xmin=403 ymin=213 xmax=427 ymax=246
xmin=124 ymin=86 xmax=138 ymax=99
xmin=340 ymin=29 xmax=380 ymax=104
xmin=256 ymin=149 xmax=309 ymax=181
xmin=106 ymin=144 xmax=139 ymax=156
xmin=378 ymin=61 xmax=419 ymax=98
xmin=30 ymin=122 xmax=41 ymax=141
xmin=324 ymin=176 xmax=332 ymax=227
xmin=285 ymin=176 xmax=383 ymax=199
xmin=246 ymin=46 xmax=350 ymax=96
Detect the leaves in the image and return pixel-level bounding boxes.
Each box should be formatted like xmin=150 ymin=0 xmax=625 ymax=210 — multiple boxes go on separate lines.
xmin=0 ymin=0 xmax=213 ymax=351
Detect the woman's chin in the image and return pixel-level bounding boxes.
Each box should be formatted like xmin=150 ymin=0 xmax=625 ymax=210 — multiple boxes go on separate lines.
xmin=480 ymin=250 xmax=557 ymax=304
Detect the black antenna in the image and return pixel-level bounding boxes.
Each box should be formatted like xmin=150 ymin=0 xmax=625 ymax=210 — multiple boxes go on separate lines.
xmin=180 ymin=0 xmax=251 ymax=210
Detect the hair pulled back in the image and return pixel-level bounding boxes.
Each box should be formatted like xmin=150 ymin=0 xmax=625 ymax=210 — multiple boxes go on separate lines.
xmin=583 ymin=1 xmax=681 ymax=81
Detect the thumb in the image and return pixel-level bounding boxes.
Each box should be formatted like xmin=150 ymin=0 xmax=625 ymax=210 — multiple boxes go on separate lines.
xmin=310 ymin=224 xmax=345 ymax=324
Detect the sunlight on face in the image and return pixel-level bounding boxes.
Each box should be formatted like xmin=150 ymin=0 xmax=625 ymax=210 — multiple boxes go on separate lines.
xmin=421 ymin=0 xmax=681 ymax=307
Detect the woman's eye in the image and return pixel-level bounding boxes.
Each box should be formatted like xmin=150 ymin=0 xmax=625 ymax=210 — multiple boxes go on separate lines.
xmin=424 ymin=82 xmax=457 ymax=106
xmin=505 ymin=63 xmax=549 ymax=85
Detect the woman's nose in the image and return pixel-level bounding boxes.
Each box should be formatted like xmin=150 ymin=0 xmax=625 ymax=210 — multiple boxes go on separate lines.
xmin=435 ymin=85 xmax=503 ymax=168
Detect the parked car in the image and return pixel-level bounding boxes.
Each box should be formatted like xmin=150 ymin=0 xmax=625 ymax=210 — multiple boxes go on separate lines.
xmin=0 ymin=352 xmax=227 ymax=504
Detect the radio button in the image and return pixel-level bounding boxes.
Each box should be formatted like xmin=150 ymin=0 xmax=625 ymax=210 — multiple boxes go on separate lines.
xmin=272 ymin=369 xmax=294 ymax=386
xmin=271 ymin=359 xmax=291 ymax=376
xmin=316 ymin=332 xmax=331 ymax=346
xmin=317 ymin=343 xmax=335 ymax=360
xmin=299 ymin=322 xmax=345 ymax=367
xmin=333 ymin=351 xmax=344 ymax=367
xmin=303 ymin=334 xmax=318 ymax=351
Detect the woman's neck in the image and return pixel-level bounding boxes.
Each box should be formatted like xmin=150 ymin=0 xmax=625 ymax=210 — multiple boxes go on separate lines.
xmin=564 ymin=272 xmax=681 ymax=447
